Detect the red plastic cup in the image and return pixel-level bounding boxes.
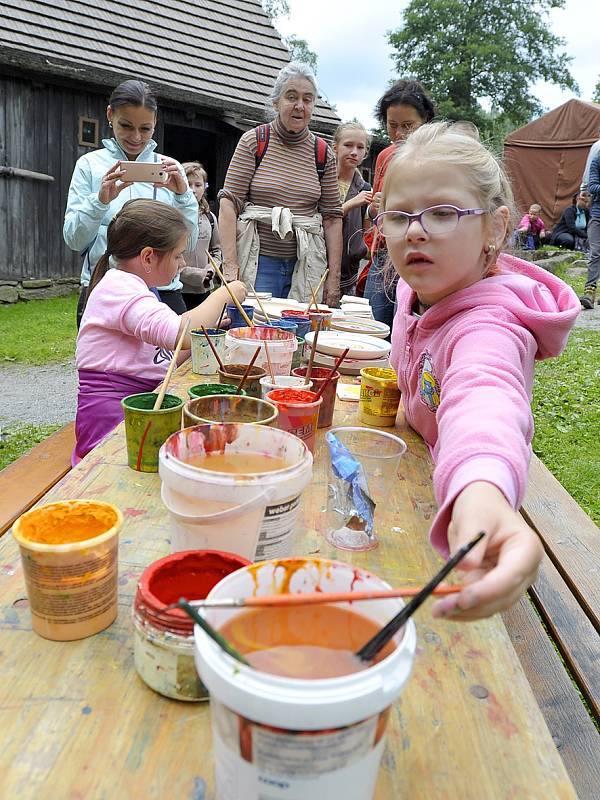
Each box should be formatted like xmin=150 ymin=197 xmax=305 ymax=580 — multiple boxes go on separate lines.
xmin=291 ymin=366 xmax=340 ymax=428
xmin=265 ymin=388 xmax=323 ymax=454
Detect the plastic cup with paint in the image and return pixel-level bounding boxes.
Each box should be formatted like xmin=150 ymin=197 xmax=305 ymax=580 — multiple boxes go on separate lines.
xmin=133 ymin=549 xmax=250 ymax=702
xmin=309 ymin=309 xmax=333 ymax=331
xmin=226 ymin=304 xmax=254 ymax=329
xmin=188 ymin=383 xmax=246 ymax=399
xmin=281 ymin=310 xmax=311 ymax=339
xmin=359 ymin=368 xmax=401 ymax=427
xmin=266 ymin=388 xmax=322 ymax=454
xmin=325 ymin=426 xmax=407 ymax=552
xmin=12 ymin=499 xmax=123 ymax=641
xmin=159 ymin=423 xmax=313 ymax=561
xmin=183 ymin=395 xmax=279 ymax=428
xmin=217 ymin=364 xmax=267 ymax=399
xmin=292 ymin=365 xmax=340 ymax=428
xmin=193 ymin=556 xmax=416 ymax=800
xmin=190 ymin=327 xmax=227 ymax=375
xmin=121 ymin=392 xmax=184 ymax=473
xmin=259 ymin=374 xmax=313 ymax=400
xmin=224 ymin=326 xmax=297 ymax=377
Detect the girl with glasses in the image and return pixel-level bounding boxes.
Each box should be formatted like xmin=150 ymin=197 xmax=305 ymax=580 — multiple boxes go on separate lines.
xmin=379 ymin=122 xmax=579 ymax=621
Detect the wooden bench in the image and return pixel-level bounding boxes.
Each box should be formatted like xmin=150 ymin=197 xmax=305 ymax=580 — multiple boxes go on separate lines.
xmin=0 ymin=422 xmax=75 ymax=538
xmin=503 ymin=453 xmax=600 ymax=800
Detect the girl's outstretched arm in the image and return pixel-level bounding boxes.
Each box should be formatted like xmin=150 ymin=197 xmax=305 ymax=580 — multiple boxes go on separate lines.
xmin=431 ymin=481 xmax=543 ymax=621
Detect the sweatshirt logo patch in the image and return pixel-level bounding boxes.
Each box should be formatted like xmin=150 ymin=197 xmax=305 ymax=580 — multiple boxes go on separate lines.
xmin=418 ymin=351 xmax=440 ymax=413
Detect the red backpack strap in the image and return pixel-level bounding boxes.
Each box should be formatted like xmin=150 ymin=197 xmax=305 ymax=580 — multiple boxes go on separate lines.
xmin=314 ymin=136 xmax=328 ymax=182
xmin=255 ymin=123 xmax=271 ymax=169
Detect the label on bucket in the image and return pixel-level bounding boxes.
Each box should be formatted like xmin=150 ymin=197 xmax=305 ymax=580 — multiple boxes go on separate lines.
xmin=255 ymin=496 xmax=301 ymax=561
xmin=212 ymin=700 xmax=388 ymax=799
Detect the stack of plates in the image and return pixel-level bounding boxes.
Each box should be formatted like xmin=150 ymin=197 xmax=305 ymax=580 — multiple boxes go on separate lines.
xmin=303 ymin=331 xmax=391 ymax=374
xmin=247 ymin=297 xmax=334 ymax=325
xmin=331 ymin=317 xmax=390 ymax=338
xmin=340 ymin=296 xmax=374 ymax=319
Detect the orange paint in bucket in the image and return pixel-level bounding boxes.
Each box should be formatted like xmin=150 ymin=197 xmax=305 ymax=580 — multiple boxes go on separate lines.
xmin=265 ymin=388 xmax=322 ymax=454
xmin=12 ymin=500 xmax=122 ymax=641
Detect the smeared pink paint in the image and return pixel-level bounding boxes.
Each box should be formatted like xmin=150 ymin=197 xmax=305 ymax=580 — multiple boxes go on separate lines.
xmin=486 ymin=692 xmax=519 ymax=738
xmin=350 ymin=567 xmax=363 ymax=592
xmin=124 ymin=508 xmax=146 ymax=518
xmin=427 ymin=667 xmax=442 ymax=687
xmin=450 ymin=632 xmax=465 ymax=648
xmin=90 ymin=483 xmax=112 ymax=496
xmin=465 ymin=648 xmax=485 ymax=660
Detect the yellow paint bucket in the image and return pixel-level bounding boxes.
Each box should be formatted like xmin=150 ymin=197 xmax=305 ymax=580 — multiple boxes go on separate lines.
xmin=359 ymin=368 xmax=401 ymax=427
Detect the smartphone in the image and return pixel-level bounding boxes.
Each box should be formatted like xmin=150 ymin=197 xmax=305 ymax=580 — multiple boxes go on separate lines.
xmin=119 ymin=162 xmax=168 ymax=183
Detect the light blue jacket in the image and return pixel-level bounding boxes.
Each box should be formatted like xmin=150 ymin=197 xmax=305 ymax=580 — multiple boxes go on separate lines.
xmin=63 ymin=138 xmax=199 ymax=288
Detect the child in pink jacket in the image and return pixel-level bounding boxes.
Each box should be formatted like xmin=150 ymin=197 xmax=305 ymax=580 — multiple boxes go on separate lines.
xmin=74 ymin=199 xmax=245 ymax=463
xmin=374 ymin=123 xmax=579 ymax=621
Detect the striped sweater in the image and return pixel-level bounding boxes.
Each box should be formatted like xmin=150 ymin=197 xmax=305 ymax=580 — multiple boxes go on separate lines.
xmin=218 ymin=118 xmax=342 ymax=259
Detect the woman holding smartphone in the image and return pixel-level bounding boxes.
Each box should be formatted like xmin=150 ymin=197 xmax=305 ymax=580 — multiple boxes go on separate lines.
xmin=63 ymin=79 xmax=199 ymax=324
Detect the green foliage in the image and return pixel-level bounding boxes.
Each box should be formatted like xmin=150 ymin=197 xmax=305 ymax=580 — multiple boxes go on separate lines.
xmin=262 ymin=0 xmax=289 ymax=19
xmin=388 ymin=0 xmax=578 ymax=140
xmin=0 ymin=294 xmax=78 ymax=364
xmin=593 ymin=75 xmax=600 ymax=104
xmin=285 ymin=35 xmax=318 ymax=74
xmin=0 ymin=423 xmax=61 ymax=470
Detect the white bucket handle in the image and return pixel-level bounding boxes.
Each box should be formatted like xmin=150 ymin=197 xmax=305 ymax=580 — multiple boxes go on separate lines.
xmin=161 ymin=484 xmax=275 ymax=526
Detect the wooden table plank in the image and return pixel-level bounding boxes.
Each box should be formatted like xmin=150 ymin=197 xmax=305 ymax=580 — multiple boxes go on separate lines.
xmin=0 ymin=362 xmax=577 ymax=799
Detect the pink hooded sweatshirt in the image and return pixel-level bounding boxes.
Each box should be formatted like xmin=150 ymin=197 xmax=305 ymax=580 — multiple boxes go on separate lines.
xmin=389 ymin=253 xmax=580 ymax=556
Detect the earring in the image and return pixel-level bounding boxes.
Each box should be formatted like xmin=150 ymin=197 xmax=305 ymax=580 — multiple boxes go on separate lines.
xmin=108 ymin=121 xmax=113 ymax=128
xmin=485 ymin=242 xmax=496 ymax=254
xmin=144 ymin=265 xmax=152 ymax=274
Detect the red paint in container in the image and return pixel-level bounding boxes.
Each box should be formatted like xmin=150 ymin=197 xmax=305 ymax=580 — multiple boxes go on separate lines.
xmin=266 ymin=388 xmax=322 ymax=454
xmin=133 ymin=549 xmax=250 ymax=700
xmin=292 ymin=366 xmax=340 ymax=428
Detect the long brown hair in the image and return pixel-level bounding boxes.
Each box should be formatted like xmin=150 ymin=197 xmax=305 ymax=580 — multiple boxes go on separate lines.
xmin=86 ymin=199 xmax=188 ymax=303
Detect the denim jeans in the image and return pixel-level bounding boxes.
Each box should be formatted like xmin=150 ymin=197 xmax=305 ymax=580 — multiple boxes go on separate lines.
xmin=364 ymin=248 xmax=397 ymax=331
xmin=255 ymin=255 xmax=297 ymax=298
xmin=585 ymin=217 xmax=600 ymax=289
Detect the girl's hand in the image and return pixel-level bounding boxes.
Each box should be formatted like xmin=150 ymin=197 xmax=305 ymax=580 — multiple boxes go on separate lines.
xmin=158 ymin=156 xmax=188 ymax=195
xmin=431 ymin=481 xmax=543 ymax=621
xmin=370 ymin=191 xmax=382 ymax=217
xmin=98 ymin=162 xmax=132 ymax=205
xmin=352 ymin=190 xmax=373 ymax=209
xmin=225 ymin=280 xmax=247 ymax=303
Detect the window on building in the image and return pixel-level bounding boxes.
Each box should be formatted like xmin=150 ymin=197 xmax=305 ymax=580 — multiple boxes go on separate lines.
xmin=79 ymin=117 xmax=99 ymax=148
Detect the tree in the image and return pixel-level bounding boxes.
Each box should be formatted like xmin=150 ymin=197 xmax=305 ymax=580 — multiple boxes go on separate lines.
xmin=388 ymin=0 xmax=578 ymax=140
xmin=261 ymin=1 xmax=319 ymax=74
xmin=593 ymin=76 xmax=600 ymax=104
xmin=261 ymin=0 xmax=289 ymax=19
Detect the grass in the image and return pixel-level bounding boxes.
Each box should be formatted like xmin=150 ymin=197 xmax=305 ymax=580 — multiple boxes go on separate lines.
xmin=0 ymin=293 xmax=78 ymax=364
xmin=0 ymin=423 xmax=61 ymax=471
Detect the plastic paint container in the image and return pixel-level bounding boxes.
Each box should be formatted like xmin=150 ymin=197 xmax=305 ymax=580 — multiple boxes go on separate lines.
xmin=190 ymin=328 xmax=227 ymax=375
xmin=121 ymin=392 xmax=184 ymax=472
xmin=226 ymin=303 xmax=255 ymax=328
xmin=266 ymin=388 xmax=322 ymax=454
xmin=291 ymin=336 xmax=305 ymax=372
xmin=359 ymin=368 xmax=401 ymax=427
xmin=183 ymin=395 xmax=279 ymax=428
xmin=292 ymin=366 xmax=340 ymax=428
xmin=258 ymin=319 xmax=299 ymax=337
xmin=133 ymin=549 xmax=250 ymax=701
xmin=159 ymin=423 xmax=313 ymax=561
xmin=309 ymin=309 xmax=333 ymax=331
xmin=188 ymin=383 xmax=245 ymax=399
xmin=217 ymin=364 xmax=267 ymax=399
xmin=259 ymin=374 xmax=312 ymax=400
xmin=194 ymin=557 xmax=416 ymax=800
xmin=225 ymin=326 xmax=297 ymax=377
xmin=12 ymin=500 xmax=123 ymax=641
xmin=281 ymin=310 xmax=311 ymax=339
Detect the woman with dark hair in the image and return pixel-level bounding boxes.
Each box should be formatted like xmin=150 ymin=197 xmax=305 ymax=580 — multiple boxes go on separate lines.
xmin=549 ymin=192 xmax=591 ymax=251
xmin=63 ymin=79 xmax=199 ymax=324
xmin=361 ymin=79 xmax=436 ymax=327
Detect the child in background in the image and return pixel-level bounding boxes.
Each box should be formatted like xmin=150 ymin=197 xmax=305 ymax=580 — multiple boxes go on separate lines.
xmin=333 ymin=122 xmax=372 ymax=296
xmin=375 ymin=123 xmax=579 ymax=620
xmin=181 ymin=162 xmax=222 ymax=310
xmin=517 ymin=203 xmax=546 ymax=249
xmin=74 ymin=199 xmax=246 ymax=463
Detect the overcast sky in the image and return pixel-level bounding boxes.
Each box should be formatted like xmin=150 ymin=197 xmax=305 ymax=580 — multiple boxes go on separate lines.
xmin=276 ymin=0 xmax=600 ymax=129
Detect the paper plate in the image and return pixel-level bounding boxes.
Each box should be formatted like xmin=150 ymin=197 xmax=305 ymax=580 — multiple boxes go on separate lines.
xmin=304 ymin=331 xmax=391 ymax=360
xmin=331 ymin=318 xmax=390 ymax=338
xmin=311 ymin=351 xmax=391 ymax=375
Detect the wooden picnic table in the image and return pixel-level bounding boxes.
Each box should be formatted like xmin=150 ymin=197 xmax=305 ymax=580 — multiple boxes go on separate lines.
xmin=0 ymin=360 xmax=579 ymax=799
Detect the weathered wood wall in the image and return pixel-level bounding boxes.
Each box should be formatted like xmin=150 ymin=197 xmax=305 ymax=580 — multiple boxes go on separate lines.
xmin=0 ymin=70 xmax=242 ymax=282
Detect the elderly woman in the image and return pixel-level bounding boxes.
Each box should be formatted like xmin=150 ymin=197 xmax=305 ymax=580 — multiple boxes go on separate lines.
xmin=218 ymin=62 xmax=343 ymax=307
xmin=63 ymin=79 xmax=199 ymax=324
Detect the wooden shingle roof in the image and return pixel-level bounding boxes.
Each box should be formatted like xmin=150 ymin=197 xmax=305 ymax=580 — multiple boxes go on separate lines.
xmin=0 ymin=0 xmax=339 ymax=132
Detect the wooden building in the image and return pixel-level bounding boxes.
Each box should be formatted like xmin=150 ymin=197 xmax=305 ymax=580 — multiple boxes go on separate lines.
xmin=0 ymin=0 xmax=339 ymax=286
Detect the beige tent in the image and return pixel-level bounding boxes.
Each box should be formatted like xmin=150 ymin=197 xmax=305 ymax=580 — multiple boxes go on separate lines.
xmin=504 ymin=99 xmax=600 ymax=228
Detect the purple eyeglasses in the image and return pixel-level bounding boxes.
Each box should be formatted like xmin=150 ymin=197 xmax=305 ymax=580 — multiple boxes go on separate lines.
xmin=375 ymin=205 xmax=488 ymax=237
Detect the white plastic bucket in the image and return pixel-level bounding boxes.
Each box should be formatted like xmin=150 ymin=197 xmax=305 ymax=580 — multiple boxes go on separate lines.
xmin=194 ymin=557 xmax=416 ymax=800
xmin=225 ymin=327 xmax=297 ymax=376
xmin=259 ymin=374 xmax=313 ymax=399
xmin=159 ymin=423 xmax=313 ymax=562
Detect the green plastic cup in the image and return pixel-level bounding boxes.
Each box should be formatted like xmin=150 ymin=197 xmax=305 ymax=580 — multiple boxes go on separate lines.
xmin=188 ymin=383 xmax=246 ymax=399
xmin=121 ymin=392 xmax=184 ymax=473
xmin=291 ymin=336 xmax=305 ymax=371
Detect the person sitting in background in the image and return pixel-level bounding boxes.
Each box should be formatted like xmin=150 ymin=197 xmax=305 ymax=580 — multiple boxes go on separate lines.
xmin=517 ymin=204 xmax=547 ymax=250
xmin=550 ymin=192 xmax=591 ymax=251
xmin=180 ymin=161 xmax=221 ymax=310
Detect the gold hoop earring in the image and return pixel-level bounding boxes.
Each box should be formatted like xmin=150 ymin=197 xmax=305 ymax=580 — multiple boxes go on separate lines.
xmin=485 ymin=242 xmax=496 ymax=255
